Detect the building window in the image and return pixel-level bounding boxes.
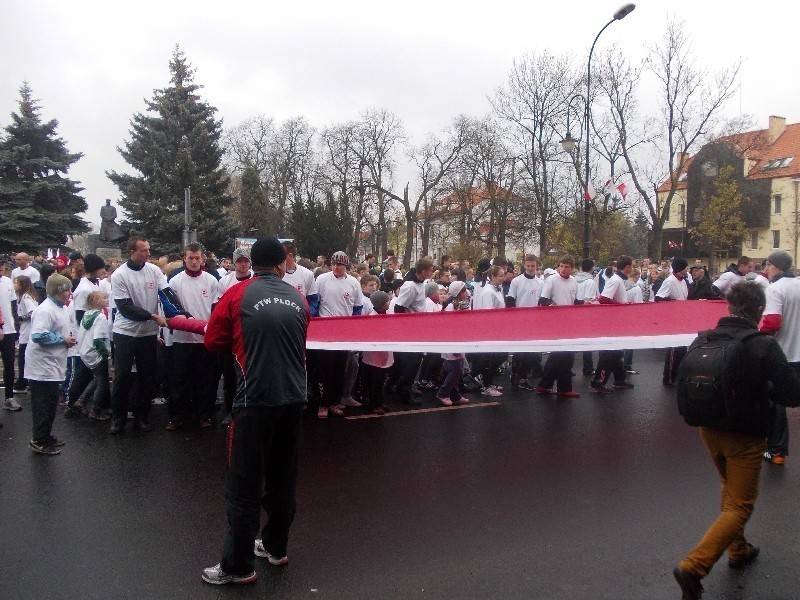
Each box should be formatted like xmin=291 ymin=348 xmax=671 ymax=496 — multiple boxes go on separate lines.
xmin=751 ymin=231 xmax=758 ymax=249
xmin=773 ymin=230 xmax=781 ymax=248
xmin=774 ymin=195 xmax=782 ymax=214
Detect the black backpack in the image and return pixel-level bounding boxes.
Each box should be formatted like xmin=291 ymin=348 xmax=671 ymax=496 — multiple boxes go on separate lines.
xmin=676 ymin=328 xmax=763 ymax=427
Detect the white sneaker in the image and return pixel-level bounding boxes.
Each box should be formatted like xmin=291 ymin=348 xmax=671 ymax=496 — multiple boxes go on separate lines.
xmin=201 ymin=563 xmax=257 ymax=585
xmin=339 ymin=396 xmax=362 ymax=408
xmin=3 ymin=398 xmax=22 ymax=411
xmin=481 ymin=387 xmax=502 ymax=397
xmin=254 ymin=539 xmax=289 ymax=566
xmin=437 ymin=396 xmax=453 ymax=406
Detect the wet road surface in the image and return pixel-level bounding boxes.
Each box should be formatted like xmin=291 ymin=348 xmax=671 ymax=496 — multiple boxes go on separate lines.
xmin=2 ymin=349 xmax=800 ymax=599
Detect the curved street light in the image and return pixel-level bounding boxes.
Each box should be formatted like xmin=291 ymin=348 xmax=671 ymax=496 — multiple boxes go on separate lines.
xmin=561 ymin=3 xmax=636 ymax=260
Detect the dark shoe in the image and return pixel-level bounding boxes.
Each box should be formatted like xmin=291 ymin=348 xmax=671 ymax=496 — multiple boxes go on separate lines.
xmin=200 ymin=418 xmax=214 ymax=428
xmin=518 ymin=378 xmax=535 ymax=391
xmin=109 ymin=420 xmax=125 ymax=434
xmin=166 ymin=421 xmax=182 ymax=431
xmin=28 ymin=439 xmax=60 ymax=456
xmin=728 ymin=543 xmax=759 ymax=569
xmin=613 ymin=382 xmax=635 ymax=390
xmin=88 ymin=411 xmax=111 ymax=421
xmin=46 ymin=435 xmax=65 ymax=448
xmin=63 ymin=406 xmax=82 ymax=419
xmin=673 ymin=566 xmax=703 ymax=599
xmin=402 ymin=396 xmax=422 ymax=406
xmin=590 ymin=385 xmax=613 ymax=394
xmin=133 ymin=419 xmax=153 ymax=432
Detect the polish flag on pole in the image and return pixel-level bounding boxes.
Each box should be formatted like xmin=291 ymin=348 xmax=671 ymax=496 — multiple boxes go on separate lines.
xmin=604 ymin=179 xmax=628 ymax=201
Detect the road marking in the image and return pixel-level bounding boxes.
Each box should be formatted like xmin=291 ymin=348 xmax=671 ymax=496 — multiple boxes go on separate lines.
xmin=345 ymin=401 xmax=501 ymax=420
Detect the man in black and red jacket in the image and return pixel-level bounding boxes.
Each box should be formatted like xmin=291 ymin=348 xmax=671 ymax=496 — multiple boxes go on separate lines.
xmin=201 ymin=237 xmax=310 ymax=587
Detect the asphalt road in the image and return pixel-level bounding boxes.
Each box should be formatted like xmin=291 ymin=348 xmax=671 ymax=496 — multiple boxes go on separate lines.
xmin=1 ymin=349 xmax=799 ymax=599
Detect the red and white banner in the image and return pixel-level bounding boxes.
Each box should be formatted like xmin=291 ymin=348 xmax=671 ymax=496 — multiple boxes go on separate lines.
xmin=305 ymin=301 xmax=730 ymax=353
xmin=170 ymin=301 xmax=730 ymax=354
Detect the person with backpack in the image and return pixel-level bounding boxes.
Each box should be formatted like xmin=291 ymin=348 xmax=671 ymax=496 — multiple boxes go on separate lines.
xmin=759 ymin=250 xmax=800 ymax=464
xmin=673 ymin=281 xmax=800 ymax=599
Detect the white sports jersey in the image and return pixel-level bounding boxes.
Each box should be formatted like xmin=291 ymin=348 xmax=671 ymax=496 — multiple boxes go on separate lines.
xmin=216 ymin=270 xmax=253 ymax=301
xmin=601 ymin=273 xmax=628 ymax=304
xmin=764 ymin=276 xmax=800 ymax=362
xmin=540 ymin=274 xmax=577 ymax=306
xmin=507 ymin=274 xmax=542 ymax=307
xmin=17 ymin=295 xmax=38 ymax=344
xmin=656 ymin=275 xmax=688 ymax=301
xmin=714 ymin=270 xmax=745 ymax=296
xmin=169 ymin=270 xmax=218 ymax=343
xmin=473 ymin=284 xmax=504 ymax=309
xmin=283 ymin=264 xmax=315 ymax=297
xmin=316 ymin=271 xmax=363 ymax=317
xmin=394 ymin=278 xmax=427 ymax=313
xmin=25 ymin=298 xmax=70 ymax=381
xmin=11 ymin=264 xmax=40 ymax=284
xmin=111 ymin=261 xmax=169 ymax=337
xmin=72 ymin=277 xmax=101 ymax=314
xmin=0 ymin=276 xmax=15 ymax=334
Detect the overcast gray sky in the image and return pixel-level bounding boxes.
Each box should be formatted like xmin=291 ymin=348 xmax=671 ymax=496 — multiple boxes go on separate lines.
xmin=3 ymin=0 xmax=798 ymax=229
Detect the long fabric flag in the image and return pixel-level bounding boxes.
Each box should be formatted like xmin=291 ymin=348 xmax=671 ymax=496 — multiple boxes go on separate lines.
xmin=168 ymin=300 xmax=730 ymax=354
xmin=304 ymin=300 xmax=730 ymax=353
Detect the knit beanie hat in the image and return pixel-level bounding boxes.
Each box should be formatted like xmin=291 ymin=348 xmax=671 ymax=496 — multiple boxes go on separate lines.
xmin=330 ymin=251 xmax=350 ymax=266
xmin=46 ymin=274 xmax=72 ymax=297
xmin=84 ymin=253 xmax=105 ymax=274
xmin=369 ymin=290 xmax=390 ymax=311
xmin=672 ymin=258 xmax=688 ymax=273
xmin=250 ymin=237 xmax=286 ymax=268
xmin=767 ymin=250 xmax=793 ymax=272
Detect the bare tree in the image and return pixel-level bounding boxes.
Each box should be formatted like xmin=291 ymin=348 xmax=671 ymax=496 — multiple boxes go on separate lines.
xmin=222 ymin=115 xmax=275 ymax=174
xmin=598 ymin=20 xmax=742 ymax=257
xmin=492 ymin=50 xmax=580 ymax=257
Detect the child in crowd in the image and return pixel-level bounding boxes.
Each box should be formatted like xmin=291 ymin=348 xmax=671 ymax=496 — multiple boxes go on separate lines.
xmin=25 ymin=274 xmax=76 ymax=455
xmin=417 ymin=282 xmax=444 ymax=391
xmin=360 ymin=291 xmax=393 ymax=415
xmin=12 ymin=275 xmax=39 ymax=403
xmin=436 ymin=281 xmax=470 ymax=406
xmin=74 ymin=291 xmax=112 ymax=420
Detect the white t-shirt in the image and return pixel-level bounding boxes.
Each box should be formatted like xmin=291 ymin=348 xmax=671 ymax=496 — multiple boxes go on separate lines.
xmin=99 ymin=277 xmax=115 ymax=312
xmin=0 ymin=276 xmax=15 ymax=334
xmin=507 ymin=274 xmax=541 ymax=307
xmin=714 ymin=270 xmax=745 ymax=296
xmin=169 ymin=270 xmax=218 ymax=343
xmin=394 ymin=278 xmax=427 ymax=313
xmin=12 ymin=264 xmax=40 ymax=284
xmin=25 ymin=298 xmax=70 ymax=381
xmin=473 ymin=284 xmax=504 ymax=309
xmin=17 ymin=295 xmax=39 ymax=344
xmin=315 ymin=271 xmax=363 ymax=317
xmin=656 ymin=274 xmax=689 ymax=301
xmin=361 ymin=293 xmax=375 ymax=316
xmin=540 ymin=275 xmax=578 ymax=306
xmin=111 ymin=261 xmax=169 ymax=337
xmin=283 ymin=264 xmax=316 ymax=298
xmin=77 ymin=309 xmax=111 ymax=368
xmin=72 ymin=277 xmax=101 ymax=315
xmin=764 ymin=276 xmax=800 ymax=362
xmin=576 ymin=274 xmax=599 ymax=303
xmin=216 ymin=271 xmax=253 ymax=301
xmin=601 ymin=273 xmax=628 ymax=304
xmin=425 ymin=297 xmax=442 ymax=312
xmin=626 ymin=284 xmax=644 ymax=304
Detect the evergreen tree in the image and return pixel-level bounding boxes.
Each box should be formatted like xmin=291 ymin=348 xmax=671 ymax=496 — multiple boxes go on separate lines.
xmin=108 ymin=46 xmax=234 ymax=255
xmin=0 ymin=82 xmax=89 ymax=253
xmin=288 ymin=191 xmax=353 ymax=259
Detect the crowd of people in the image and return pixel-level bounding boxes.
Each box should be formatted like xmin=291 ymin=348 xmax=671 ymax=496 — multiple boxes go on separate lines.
xmin=3 ymin=239 xmax=800 ymax=596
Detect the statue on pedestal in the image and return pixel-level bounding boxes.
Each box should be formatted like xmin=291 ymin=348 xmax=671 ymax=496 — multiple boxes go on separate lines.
xmin=99 ymin=199 xmax=126 ymax=243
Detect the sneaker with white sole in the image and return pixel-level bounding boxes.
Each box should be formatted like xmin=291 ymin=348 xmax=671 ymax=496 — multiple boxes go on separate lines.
xmin=28 ymin=439 xmax=60 ymax=456
xmin=254 ymin=539 xmax=288 ymax=565
xmin=201 ymin=563 xmax=257 ymax=585
xmin=339 ymin=397 xmax=362 ymax=408
xmin=481 ymin=387 xmax=502 ymax=397
xmin=437 ymin=396 xmax=453 ymax=406
xmin=4 ymin=398 xmax=22 ymax=411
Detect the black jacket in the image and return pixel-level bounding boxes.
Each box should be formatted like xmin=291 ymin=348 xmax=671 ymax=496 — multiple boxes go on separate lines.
xmin=708 ymin=315 xmax=800 ymax=437
xmin=688 ymin=276 xmax=720 ymax=300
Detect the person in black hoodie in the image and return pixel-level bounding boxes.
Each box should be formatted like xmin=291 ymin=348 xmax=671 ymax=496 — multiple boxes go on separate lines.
xmin=674 ymin=281 xmax=800 ymax=599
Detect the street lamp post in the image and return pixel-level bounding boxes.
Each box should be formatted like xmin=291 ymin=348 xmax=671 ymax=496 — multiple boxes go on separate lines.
xmin=561 ymin=3 xmax=636 ymax=260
